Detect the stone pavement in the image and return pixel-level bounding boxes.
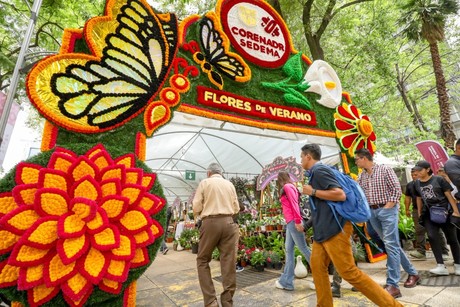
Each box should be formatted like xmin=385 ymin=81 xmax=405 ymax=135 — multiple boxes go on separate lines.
xmin=137 ymin=244 xmax=460 ymax=307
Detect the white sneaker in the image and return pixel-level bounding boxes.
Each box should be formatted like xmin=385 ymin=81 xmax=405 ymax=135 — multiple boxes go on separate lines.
xmin=309 ymin=281 xmax=316 ymax=290
xmin=429 ymin=264 xmax=449 ymax=276
xmin=442 ymin=254 xmax=451 ymax=261
xmin=454 ymin=264 xmax=460 ymax=276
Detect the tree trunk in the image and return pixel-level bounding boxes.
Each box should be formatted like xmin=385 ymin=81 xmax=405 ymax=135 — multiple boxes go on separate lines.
xmin=395 ymin=64 xmax=428 ymax=132
xmin=429 ymin=42 xmax=456 ymax=149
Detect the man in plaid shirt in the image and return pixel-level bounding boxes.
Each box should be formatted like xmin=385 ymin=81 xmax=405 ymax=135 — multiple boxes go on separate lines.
xmin=355 ymin=148 xmax=420 ymax=299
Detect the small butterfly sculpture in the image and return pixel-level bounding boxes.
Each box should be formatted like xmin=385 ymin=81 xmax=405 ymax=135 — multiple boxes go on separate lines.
xmin=27 ymin=0 xmax=178 ymax=133
xmin=185 ymin=12 xmax=251 ymax=90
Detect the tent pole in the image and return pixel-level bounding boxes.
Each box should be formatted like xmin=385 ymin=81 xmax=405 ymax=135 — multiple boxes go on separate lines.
xmin=0 ymin=0 xmax=44 ymax=147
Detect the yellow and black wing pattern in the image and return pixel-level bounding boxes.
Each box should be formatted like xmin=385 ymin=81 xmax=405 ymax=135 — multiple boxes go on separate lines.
xmin=27 ymin=0 xmax=178 ymax=133
xmin=192 ymin=12 xmax=250 ymax=89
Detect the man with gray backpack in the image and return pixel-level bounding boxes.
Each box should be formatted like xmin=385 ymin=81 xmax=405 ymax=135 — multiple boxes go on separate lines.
xmin=301 ymin=144 xmax=402 ymax=306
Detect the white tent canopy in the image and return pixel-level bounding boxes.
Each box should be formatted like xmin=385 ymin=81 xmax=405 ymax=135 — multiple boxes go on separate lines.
xmin=145 ymin=112 xmax=341 ymax=204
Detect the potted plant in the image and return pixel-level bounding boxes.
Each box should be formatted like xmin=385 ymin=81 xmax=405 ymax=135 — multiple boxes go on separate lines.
xmin=190 ymin=229 xmax=200 ymax=254
xmin=266 ymin=251 xmax=282 ymax=270
xmin=250 ymin=249 xmax=266 ymax=271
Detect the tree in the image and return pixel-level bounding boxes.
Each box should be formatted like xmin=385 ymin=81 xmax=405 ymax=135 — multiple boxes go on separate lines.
xmin=399 ymin=0 xmax=460 ymax=149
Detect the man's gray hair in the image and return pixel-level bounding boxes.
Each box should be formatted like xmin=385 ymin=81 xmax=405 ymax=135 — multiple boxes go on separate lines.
xmin=207 ymin=162 xmax=222 ymax=175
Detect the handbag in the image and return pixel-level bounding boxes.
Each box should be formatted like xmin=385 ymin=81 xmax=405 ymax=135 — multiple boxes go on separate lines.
xmin=429 ymin=206 xmax=448 ymax=224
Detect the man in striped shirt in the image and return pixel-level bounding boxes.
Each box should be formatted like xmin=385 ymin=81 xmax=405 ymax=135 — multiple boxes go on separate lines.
xmin=355 ymin=148 xmax=420 ymax=299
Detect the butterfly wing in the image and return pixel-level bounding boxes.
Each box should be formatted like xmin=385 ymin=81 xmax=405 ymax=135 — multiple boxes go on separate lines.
xmin=198 ymin=13 xmax=250 ymax=82
xmin=28 ymin=0 xmax=178 ymax=132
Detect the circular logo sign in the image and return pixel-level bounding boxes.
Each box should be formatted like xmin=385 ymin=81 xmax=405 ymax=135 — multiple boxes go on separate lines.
xmin=220 ymin=0 xmax=291 ymax=68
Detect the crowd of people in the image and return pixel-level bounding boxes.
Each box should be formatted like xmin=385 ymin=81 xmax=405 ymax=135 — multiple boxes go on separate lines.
xmin=185 ymin=141 xmax=460 ymax=307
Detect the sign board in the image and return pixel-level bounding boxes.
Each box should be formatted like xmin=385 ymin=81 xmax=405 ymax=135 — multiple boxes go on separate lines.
xmin=185 ymin=170 xmax=196 ymax=181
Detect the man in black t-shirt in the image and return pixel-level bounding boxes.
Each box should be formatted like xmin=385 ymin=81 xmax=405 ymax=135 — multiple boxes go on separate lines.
xmin=300 ymin=144 xmax=402 ymax=307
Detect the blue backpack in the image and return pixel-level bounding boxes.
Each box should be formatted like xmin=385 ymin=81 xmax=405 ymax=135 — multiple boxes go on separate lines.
xmin=309 ymin=165 xmax=371 ymax=229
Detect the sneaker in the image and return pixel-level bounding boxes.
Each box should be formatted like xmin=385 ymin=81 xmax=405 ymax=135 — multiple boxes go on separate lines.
xmin=442 ymin=254 xmax=451 ymax=261
xmin=275 ymin=280 xmax=293 ymax=291
xmin=409 ymin=251 xmax=426 ymax=260
xmin=429 ymin=264 xmax=449 ymax=276
xmin=331 ymin=283 xmax=341 ymax=298
xmin=236 ymin=265 xmax=244 ymax=272
xmin=309 ymin=281 xmax=316 ymax=290
xmin=162 ymin=247 xmax=169 ymax=255
xmin=454 ymin=264 xmax=460 ymax=276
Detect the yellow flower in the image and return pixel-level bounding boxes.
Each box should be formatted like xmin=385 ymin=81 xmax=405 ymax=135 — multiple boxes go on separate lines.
xmin=0 ymin=145 xmax=165 ymax=306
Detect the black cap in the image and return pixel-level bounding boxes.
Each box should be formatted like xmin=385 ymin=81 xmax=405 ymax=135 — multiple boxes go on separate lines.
xmin=413 ymin=160 xmax=431 ymax=171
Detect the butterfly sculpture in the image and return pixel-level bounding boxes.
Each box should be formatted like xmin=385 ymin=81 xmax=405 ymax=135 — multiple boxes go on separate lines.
xmin=27 ymin=0 xmax=178 ymax=133
xmin=185 ymin=12 xmax=251 ymax=90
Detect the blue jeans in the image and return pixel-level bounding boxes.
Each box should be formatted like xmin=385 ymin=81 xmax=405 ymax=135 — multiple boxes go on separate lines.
xmin=278 ymin=221 xmax=312 ymax=290
xmin=369 ymin=206 xmax=417 ymax=288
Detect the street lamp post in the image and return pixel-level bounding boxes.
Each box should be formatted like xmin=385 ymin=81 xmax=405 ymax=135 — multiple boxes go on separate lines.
xmin=0 ymin=0 xmax=44 ymax=147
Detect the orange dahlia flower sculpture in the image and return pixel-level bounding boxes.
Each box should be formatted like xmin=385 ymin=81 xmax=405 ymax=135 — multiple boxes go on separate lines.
xmin=0 ymin=144 xmax=165 ymax=307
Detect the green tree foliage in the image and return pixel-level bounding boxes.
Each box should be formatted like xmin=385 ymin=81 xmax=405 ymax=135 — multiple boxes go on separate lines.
xmin=399 ymin=0 xmax=459 ymax=149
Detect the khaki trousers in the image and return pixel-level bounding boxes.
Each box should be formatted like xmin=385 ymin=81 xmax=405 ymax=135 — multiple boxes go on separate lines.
xmin=311 ymin=222 xmax=403 ymax=307
xmin=197 ymin=216 xmax=239 ymax=307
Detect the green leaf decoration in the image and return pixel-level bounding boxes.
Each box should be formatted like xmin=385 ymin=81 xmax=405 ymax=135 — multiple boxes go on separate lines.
xmin=282 ymin=53 xmax=304 ymax=82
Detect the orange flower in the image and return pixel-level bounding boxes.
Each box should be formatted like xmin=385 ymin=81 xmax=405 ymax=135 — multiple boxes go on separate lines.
xmin=334 ymin=103 xmax=376 ymax=156
xmin=0 ymin=144 xmax=165 ymax=307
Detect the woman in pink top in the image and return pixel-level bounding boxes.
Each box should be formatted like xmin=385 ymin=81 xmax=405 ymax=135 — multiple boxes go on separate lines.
xmin=275 ymin=171 xmax=312 ymax=291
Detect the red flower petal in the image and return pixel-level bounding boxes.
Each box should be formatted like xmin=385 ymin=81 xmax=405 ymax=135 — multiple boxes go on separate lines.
xmin=79 ymin=247 xmax=109 ymax=285
xmin=47 ymin=152 xmax=76 ymax=173
xmin=71 ymin=176 xmax=101 ymax=201
xmin=111 ymin=235 xmax=135 ymax=261
xmin=121 ymin=184 xmax=145 ymax=207
xmin=17 ymin=264 xmax=44 ymax=290
xmin=125 ymin=168 xmax=143 ymax=185
xmin=100 ymin=165 xmax=126 ymax=183
xmin=90 ymin=225 xmax=120 ymax=251
xmin=119 ymin=209 xmax=152 ymax=234
xmin=23 ymin=216 xmax=59 ymax=249
xmin=9 ymin=242 xmax=52 ymax=266
xmin=349 ymin=104 xmax=361 ymax=119
xmin=12 ymin=184 xmax=37 ymax=206
xmin=0 ymin=259 xmax=19 ymax=287
xmin=100 ymin=179 xmax=122 ymax=198
xmin=57 ymin=212 xmax=86 ymax=239
xmin=0 ymin=229 xmax=20 ymax=254
xmin=130 ymin=247 xmax=149 ymax=268
xmin=56 ymin=234 xmax=89 ymax=265
xmin=140 ymin=173 xmax=156 ymax=190
xmin=340 ymin=133 xmax=359 ymax=149
xmin=69 ymin=198 xmax=97 ymax=222
xmin=86 ymin=208 xmax=109 ymax=234
xmin=15 ymin=163 xmax=41 ymax=185
xmin=0 ymin=192 xmax=17 ymax=218
xmin=334 ymin=119 xmax=355 ymax=131
xmin=99 ymin=278 xmax=123 ymax=294
xmin=105 ymin=259 xmax=129 ymax=282
xmin=37 ymin=168 xmax=69 ymax=192
xmin=43 ymin=253 xmax=77 ymax=287
xmin=68 ymin=156 xmax=98 ymax=182
xmin=27 ymin=284 xmax=59 ymax=307
xmin=34 ymin=188 xmax=70 ymax=217
xmin=337 ymin=105 xmax=357 ymax=121
xmin=0 ymin=206 xmax=40 ymax=235
xmin=114 ymin=153 xmax=135 ymax=169
xmin=61 ymin=272 xmax=92 ymax=303
xmin=62 ymin=285 xmax=93 ymax=307
xmin=137 ymin=194 xmax=164 ymax=215
xmin=100 ymin=195 xmax=129 ymax=220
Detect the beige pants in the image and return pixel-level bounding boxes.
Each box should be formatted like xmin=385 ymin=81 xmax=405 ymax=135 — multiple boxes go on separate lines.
xmin=197 ymin=216 xmax=239 ymax=307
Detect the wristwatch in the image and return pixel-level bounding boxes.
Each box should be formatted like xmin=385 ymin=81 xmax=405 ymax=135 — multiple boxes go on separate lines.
xmin=311 ymin=189 xmax=316 ymax=197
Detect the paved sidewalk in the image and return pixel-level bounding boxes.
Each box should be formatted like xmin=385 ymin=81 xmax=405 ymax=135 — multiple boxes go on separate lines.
xmin=137 ymin=244 xmax=459 ymax=306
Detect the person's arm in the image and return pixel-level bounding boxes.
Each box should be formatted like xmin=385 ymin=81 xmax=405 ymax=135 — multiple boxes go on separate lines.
xmin=192 ymin=183 xmax=204 ymax=219
xmin=404 ymin=190 xmax=411 ymax=217
xmin=384 ymin=166 xmax=402 ymax=208
xmin=416 ymin=196 xmax=423 ymax=217
xmin=302 ymin=185 xmax=345 ymax=201
xmin=444 ymin=192 xmax=460 ymax=216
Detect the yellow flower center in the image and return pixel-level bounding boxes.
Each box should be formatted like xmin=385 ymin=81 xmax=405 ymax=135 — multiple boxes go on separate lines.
xmin=357 ymin=118 xmax=373 ymax=137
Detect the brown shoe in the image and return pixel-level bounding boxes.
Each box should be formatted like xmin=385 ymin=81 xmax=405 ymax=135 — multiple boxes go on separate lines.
xmin=384 ymin=285 xmax=402 ymax=298
xmin=404 ymin=274 xmax=421 ymax=288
